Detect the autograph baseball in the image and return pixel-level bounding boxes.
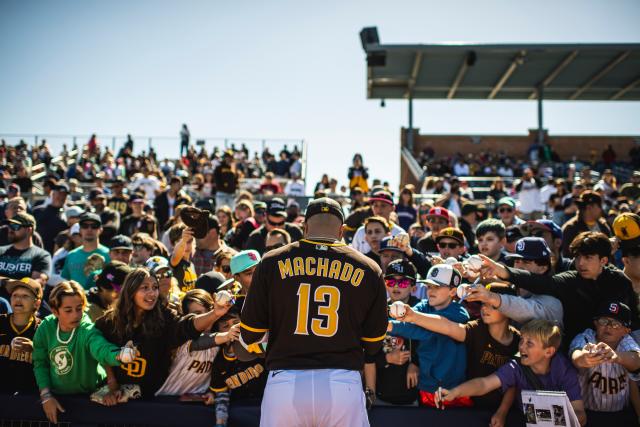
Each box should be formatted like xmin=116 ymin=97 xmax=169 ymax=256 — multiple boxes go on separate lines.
xmin=389 ymin=301 xmax=406 ymax=318
xmin=215 ymin=290 xmax=234 ymax=305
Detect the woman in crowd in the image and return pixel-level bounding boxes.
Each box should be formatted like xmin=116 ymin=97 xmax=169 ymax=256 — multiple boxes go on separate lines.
xmin=227 ymin=200 xmax=259 ymax=250
xmin=215 ymin=250 xmax=234 ymax=280
xmin=488 ymin=178 xmax=508 ymax=202
xmin=396 ymin=185 xmax=418 ymax=232
xmin=32 ymin=281 xmax=135 ymax=424
xmin=95 ymin=268 xmax=231 ymax=397
xmin=216 ymin=206 xmax=234 ymax=237
xmin=348 ymin=153 xmax=369 ymax=193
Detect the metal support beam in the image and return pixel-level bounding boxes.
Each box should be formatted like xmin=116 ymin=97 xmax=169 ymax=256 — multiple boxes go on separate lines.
xmin=407 ymin=95 xmax=414 ymax=151
xmin=488 ymin=51 xmax=526 ymax=99
xmin=610 ymin=76 xmax=640 ymax=100
xmin=537 ymin=85 xmax=544 ymax=145
xmin=404 ymin=52 xmax=423 ymax=98
xmin=447 ymin=58 xmax=469 ymax=99
xmin=569 ymin=51 xmax=630 ymax=100
xmin=528 ymin=50 xmax=578 ymax=100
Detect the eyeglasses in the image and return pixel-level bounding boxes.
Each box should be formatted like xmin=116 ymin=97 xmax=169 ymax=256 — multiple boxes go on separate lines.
xmin=80 ymin=223 xmax=100 ymax=230
xmin=7 ymin=223 xmax=23 ymax=231
xmin=438 ymin=242 xmax=460 ymax=249
xmin=268 ymin=219 xmax=285 ymax=227
xmin=385 ymin=278 xmax=413 ymax=289
xmin=155 ymin=270 xmax=173 ymax=280
xmin=498 ymin=207 xmax=513 ymax=213
xmin=265 ymin=243 xmax=285 ymax=252
xmin=596 ymin=318 xmax=624 ymax=329
xmin=220 ymin=265 xmax=231 ymax=273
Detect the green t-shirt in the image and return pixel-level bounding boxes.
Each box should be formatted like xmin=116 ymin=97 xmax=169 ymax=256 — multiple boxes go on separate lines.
xmin=61 ymin=245 xmax=111 ymax=289
xmin=32 ymin=313 xmax=120 ymax=394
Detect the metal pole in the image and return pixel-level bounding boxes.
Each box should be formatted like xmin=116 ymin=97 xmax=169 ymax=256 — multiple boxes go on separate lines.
xmin=537 ymin=85 xmax=544 ymax=145
xmin=407 ymin=95 xmax=414 ymax=151
xmin=112 ymin=137 xmax=116 ymax=152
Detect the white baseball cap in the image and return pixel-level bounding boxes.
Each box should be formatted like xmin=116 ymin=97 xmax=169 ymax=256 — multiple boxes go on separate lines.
xmin=422 ymin=264 xmax=461 ymax=288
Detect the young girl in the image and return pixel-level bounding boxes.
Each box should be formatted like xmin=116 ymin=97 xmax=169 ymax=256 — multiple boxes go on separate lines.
xmin=155 ymin=289 xmax=240 ymax=397
xmin=32 ymin=281 xmax=135 ymax=424
xmin=216 ymin=206 xmax=234 ymax=237
xmin=95 ymin=268 xmax=231 ymax=397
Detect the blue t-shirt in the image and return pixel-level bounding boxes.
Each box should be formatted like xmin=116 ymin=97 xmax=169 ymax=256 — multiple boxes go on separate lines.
xmin=61 ymin=245 xmax=111 ymax=289
xmin=495 ymin=353 xmax=581 ymax=406
xmin=390 ymin=299 xmax=469 ymax=392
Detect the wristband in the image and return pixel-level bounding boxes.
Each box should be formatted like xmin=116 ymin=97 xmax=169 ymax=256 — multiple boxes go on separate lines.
xmin=41 ymin=397 xmax=52 ymax=405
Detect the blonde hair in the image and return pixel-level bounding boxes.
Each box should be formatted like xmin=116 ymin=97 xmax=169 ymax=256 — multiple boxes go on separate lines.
xmin=521 ymin=319 xmax=562 ymax=350
xmin=49 ymin=281 xmax=87 ymax=311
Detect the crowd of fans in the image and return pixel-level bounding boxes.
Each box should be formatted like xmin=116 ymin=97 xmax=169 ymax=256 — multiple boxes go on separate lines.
xmin=1 ymin=136 xmax=640 ymax=426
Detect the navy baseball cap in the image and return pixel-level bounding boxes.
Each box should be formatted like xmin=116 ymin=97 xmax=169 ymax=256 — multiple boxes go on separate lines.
xmin=507 ymin=237 xmax=551 ymax=260
xmin=520 ymin=220 xmax=562 ymax=240
xmin=379 ymin=236 xmax=404 ymax=253
xmin=594 ymin=301 xmax=632 ymax=328
xmin=385 ymin=259 xmax=416 ymax=281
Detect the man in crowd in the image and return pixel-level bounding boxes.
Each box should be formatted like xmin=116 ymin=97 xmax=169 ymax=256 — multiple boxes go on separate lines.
xmin=417 ymin=207 xmax=451 ymax=254
xmin=520 ymin=219 xmax=572 ymax=273
xmin=619 ymin=171 xmax=640 ymax=201
xmin=107 ymin=235 xmax=133 ymax=265
xmin=459 ymin=202 xmax=481 ymax=253
xmin=562 ymin=191 xmax=611 ymax=257
xmin=0 ymin=213 xmax=51 ymax=286
xmin=496 ymin=197 xmax=523 ymax=228
xmin=61 ymin=213 xmax=111 ymax=289
xmin=119 ymin=194 xmax=145 ymax=236
xmin=193 ymin=214 xmax=233 ymax=276
xmin=89 ymin=189 xmax=120 ymax=231
xmin=107 ymin=177 xmax=130 ymax=217
xmin=214 ymin=151 xmax=238 ymax=209
xmin=155 ymin=176 xmax=191 ymax=230
xmin=246 ymin=198 xmax=302 ymax=254
xmin=0 ymin=197 xmax=44 ymax=248
xmin=33 ymin=182 xmax=69 ymax=253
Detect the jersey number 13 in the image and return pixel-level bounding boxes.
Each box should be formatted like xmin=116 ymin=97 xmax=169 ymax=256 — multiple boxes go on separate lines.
xmin=295 ymin=283 xmax=341 ymax=337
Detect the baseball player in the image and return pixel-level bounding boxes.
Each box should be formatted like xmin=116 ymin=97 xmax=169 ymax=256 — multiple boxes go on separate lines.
xmin=240 ymin=197 xmax=388 ymax=427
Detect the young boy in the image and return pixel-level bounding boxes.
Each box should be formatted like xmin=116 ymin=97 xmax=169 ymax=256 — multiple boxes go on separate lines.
xmin=169 ymin=224 xmax=198 ymax=293
xmin=387 ymin=263 xmax=470 ymax=407
xmin=570 ymin=301 xmax=640 ymax=417
xmin=209 ymin=307 xmax=267 ymax=427
xmin=217 ymin=250 xmax=261 ymax=311
xmin=476 ymin=219 xmax=509 ymax=266
xmin=437 ymin=319 xmax=587 ymax=426
xmin=0 ymin=278 xmax=42 ymax=393
xmin=86 ymin=261 xmax=132 ymax=321
xmin=390 ymin=283 xmax=520 ymax=422
xmin=364 ymin=259 xmax=420 ymax=406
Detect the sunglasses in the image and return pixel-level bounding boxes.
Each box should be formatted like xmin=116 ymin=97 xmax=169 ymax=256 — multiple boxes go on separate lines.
xmin=596 ymin=318 xmax=624 ymax=329
xmin=255 ymin=209 xmax=266 ymax=215
xmin=385 ymin=278 xmax=413 ymax=289
xmin=155 ymin=270 xmax=173 ymax=280
xmin=8 ymin=223 xmax=23 ymax=231
xmin=268 ymin=219 xmax=285 ymax=227
xmin=80 ymin=223 xmax=101 ymax=230
xmin=498 ymin=207 xmax=513 ymax=213
xmin=520 ymin=224 xmax=547 ymax=238
xmin=438 ymin=242 xmax=460 ymax=249
xmin=220 ymin=265 xmax=231 ymax=273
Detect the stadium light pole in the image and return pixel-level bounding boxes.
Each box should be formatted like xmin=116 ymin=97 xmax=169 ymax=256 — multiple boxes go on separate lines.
xmin=537 ymin=84 xmax=544 ymax=145
xmin=407 ymin=94 xmax=414 ymax=151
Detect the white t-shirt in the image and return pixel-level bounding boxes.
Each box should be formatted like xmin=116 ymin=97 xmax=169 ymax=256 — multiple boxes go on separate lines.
xmin=517 ymin=178 xmax=542 ymax=214
xmin=130 ymin=175 xmax=161 ymax=200
xmin=351 ymin=222 xmax=405 ymax=254
xmin=570 ymin=329 xmax=640 ymax=412
xmin=285 ymin=181 xmax=305 ymax=197
xmin=155 ymin=340 xmax=219 ymax=396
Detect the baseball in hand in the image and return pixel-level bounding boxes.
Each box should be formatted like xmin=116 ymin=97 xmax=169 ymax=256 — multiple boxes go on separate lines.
xmin=445 ymin=257 xmax=458 ymax=265
xmin=389 ymin=301 xmax=406 ymax=318
xmin=120 ymin=346 xmax=137 ymax=364
xmin=215 ymin=290 xmax=234 ymax=305
xmin=466 ymin=255 xmax=483 ymax=271
xmin=456 ymin=284 xmax=471 ymax=300
xmin=394 ymin=233 xmax=410 ymax=247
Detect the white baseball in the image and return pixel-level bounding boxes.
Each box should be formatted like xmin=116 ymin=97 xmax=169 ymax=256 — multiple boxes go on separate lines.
xmin=215 ymin=290 xmax=233 ymax=305
xmin=456 ymin=284 xmax=471 ymax=300
xmin=389 ymin=301 xmax=406 ymax=318
xmin=120 ymin=347 xmax=137 ymax=364
xmin=466 ymin=255 xmax=483 ymax=271
xmin=445 ymin=257 xmax=458 ymax=265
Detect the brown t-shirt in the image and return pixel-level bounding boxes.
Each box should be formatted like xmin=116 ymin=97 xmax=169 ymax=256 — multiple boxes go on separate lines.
xmin=464 ymin=320 xmax=520 ymax=408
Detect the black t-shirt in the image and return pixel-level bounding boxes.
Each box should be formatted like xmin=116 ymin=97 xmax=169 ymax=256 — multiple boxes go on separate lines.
xmin=95 ymin=307 xmax=199 ymax=396
xmin=464 ymin=320 xmax=520 ymax=408
xmin=119 ymin=214 xmax=143 ymax=236
xmin=0 ymin=245 xmax=51 ymax=280
xmin=33 ymin=205 xmax=68 ymax=253
xmin=245 ymin=224 xmax=303 ymax=254
xmin=0 ymin=225 xmax=45 ymax=248
xmin=417 ymin=233 xmax=438 ymax=255
xmin=171 ymin=259 xmax=197 ymax=293
xmin=108 ymin=195 xmax=130 ymax=217
xmin=209 ymin=348 xmax=267 ymax=399
xmin=240 ymin=239 xmax=388 ymax=371
xmin=0 ymin=314 xmax=40 ymax=393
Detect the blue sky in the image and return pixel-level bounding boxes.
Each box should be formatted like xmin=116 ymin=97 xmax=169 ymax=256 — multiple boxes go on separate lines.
xmin=1 ymin=0 xmax=639 ymax=191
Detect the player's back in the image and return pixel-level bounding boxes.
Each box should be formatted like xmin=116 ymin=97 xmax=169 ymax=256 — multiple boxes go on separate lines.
xmin=241 ymin=238 xmax=388 ymax=371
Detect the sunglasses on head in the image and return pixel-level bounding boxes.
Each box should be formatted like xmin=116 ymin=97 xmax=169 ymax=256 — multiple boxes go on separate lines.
xmin=7 ymin=222 xmax=23 ymax=231
xmin=80 ymin=222 xmax=100 ymax=230
xmin=498 ymin=207 xmax=513 ymax=213
xmin=438 ymin=242 xmax=460 ymax=249
xmin=155 ymin=270 xmax=173 ymax=280
xmin=221 ymin=265 xmax=231 ymax=273
xmin=385 ymin=278 xmax=413 ymax=289
xmin=268 ymin=218 xmax=285 ymax=227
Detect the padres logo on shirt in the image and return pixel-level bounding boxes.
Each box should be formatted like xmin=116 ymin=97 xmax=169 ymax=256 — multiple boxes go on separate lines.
xmin=50 ymin=346 xmax=73 ymax=375
xmin=121 ymin=356 xmax=147 ymax=378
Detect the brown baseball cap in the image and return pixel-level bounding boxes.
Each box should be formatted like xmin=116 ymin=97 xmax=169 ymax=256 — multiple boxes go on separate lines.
xmin=435 ymin=227 xmax=465 ymax=245
xmin=5 ymin=277 xmax=43 ymax=300
xmin=8 ymin=212 xmax=36 ymax=228
xmin=576 ymin=190 xmax=602 ymax=208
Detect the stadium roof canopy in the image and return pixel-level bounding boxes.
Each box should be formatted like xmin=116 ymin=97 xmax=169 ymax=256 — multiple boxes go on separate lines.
xmin=360 ymin=28 xmax=640 ymax=101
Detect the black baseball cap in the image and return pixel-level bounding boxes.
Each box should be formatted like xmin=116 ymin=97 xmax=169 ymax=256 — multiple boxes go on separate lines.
xmin=53 ymin=182 xmax=70 ymax=193
xmin=379 ymin=236 xmax=404 ymax=253
xmin=385 ymin=259 xmax=416 ymax=281
xmin=505 ymin=225 xmax=524 ymax=243
xmin=507 ymin=237 xmax=551 ymax=260
xmin=108 ymin=235 xmax=133 ymax=250
xmin=195 ymin=271 xmax=226 ymax=295
xmin=89 ymin=188 xmax=106 ymax=200
xmin=95 ymin=262 xmax=132 ymax=292
xmin=369 ymin=191 xmax=394 ymax=206
xmin=305 ymin=197 xmax=344 ymax=223
xmin=267 ymin=198 xmax=287 ymax=217
xmin=78 ymin=212 xmax=102 ymax=226
xmin=594 ymin=301 xmax=632 ymax=328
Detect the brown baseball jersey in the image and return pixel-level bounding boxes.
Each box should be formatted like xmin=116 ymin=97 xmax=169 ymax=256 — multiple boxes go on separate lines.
xmin=240 ymin=238 xmax=388 ymax=371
